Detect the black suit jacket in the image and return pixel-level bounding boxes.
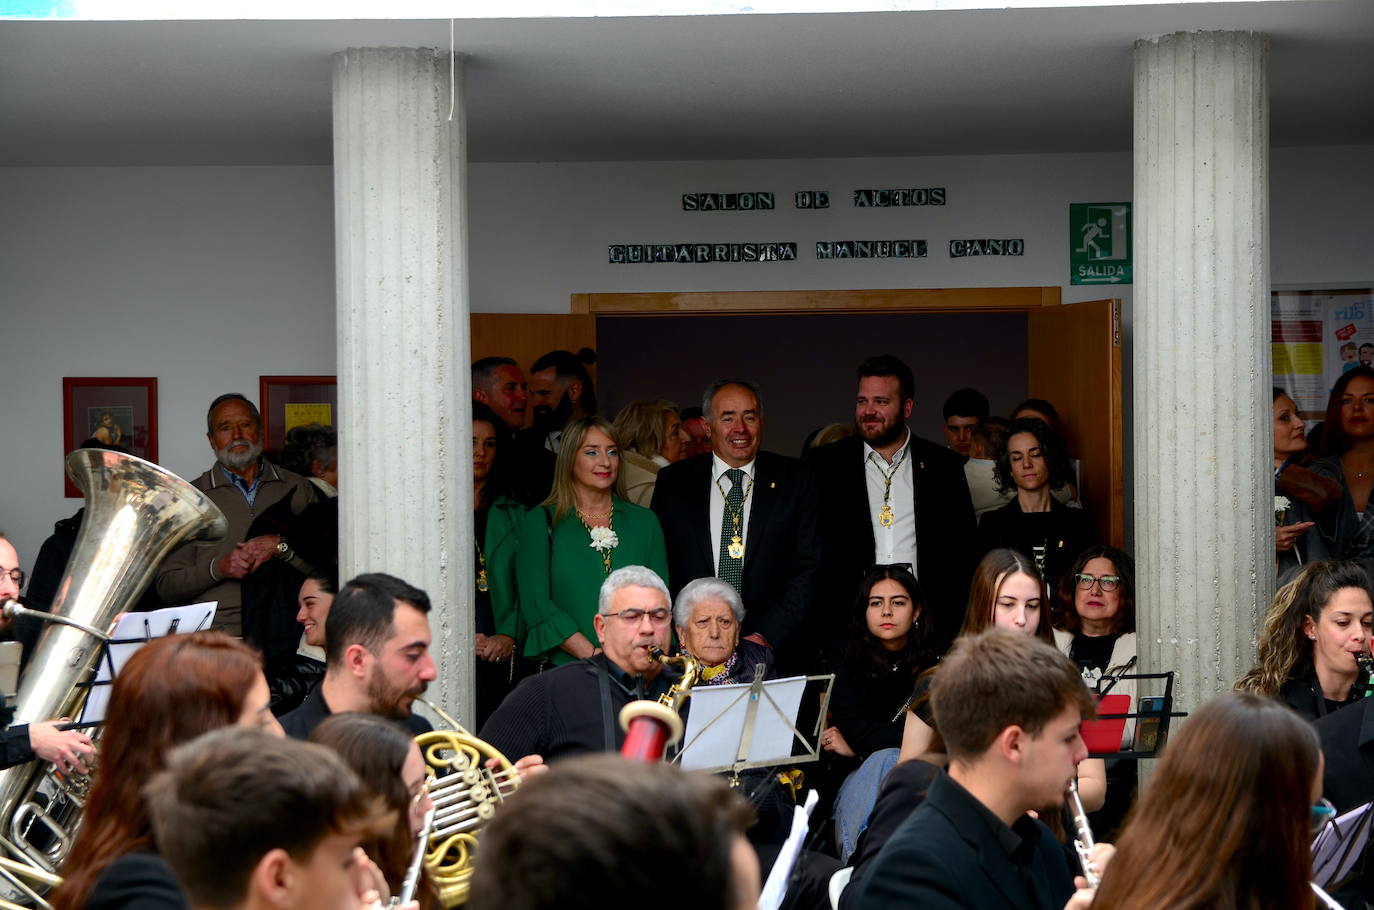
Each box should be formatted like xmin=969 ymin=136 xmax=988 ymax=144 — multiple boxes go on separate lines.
xmin=1317 ymin=695 xmax=1374 ymax=813
xmin=853 ymin=771 xmax=1074 ymax=910
xmin=650 ymin=451 xmax=821 ymax=653
xmin=1316 ymin=698 xmax=1374 ymax=906
xmin=807 ymin=434 xmax=975 ymax=651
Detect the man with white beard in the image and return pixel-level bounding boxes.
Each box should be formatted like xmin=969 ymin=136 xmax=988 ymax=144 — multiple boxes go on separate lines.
xmin=157 ymin=394 xmax=316 ymax=636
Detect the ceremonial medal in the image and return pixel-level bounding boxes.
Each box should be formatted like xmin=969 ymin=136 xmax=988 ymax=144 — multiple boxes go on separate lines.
xmin=878 ymin=504 xmax=895 ymax=528
xmin=477 ymin=568 xmax=489 ymax=592
xmin=728 ymin=536 xmax=745 ymax=560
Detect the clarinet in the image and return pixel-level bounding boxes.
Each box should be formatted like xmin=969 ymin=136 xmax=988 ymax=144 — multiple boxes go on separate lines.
xmin=1067 ymin=779 xmax=1100 ymax=888
xmin=1356 ymin=649 xmax=1374 ymax=699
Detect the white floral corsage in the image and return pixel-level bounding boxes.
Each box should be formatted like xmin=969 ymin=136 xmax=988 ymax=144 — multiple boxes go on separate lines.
xmin=1275 ymin=494 xmax=1291 ymax=525
xmin=589 ymin=526 xmax=619 ymax=551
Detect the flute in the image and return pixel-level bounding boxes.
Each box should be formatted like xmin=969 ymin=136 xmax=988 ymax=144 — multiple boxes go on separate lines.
xmin=1067 ymin=779 xmax=1100 ymax=888
xmin=391 ymin=806 xmax=436 ymax=908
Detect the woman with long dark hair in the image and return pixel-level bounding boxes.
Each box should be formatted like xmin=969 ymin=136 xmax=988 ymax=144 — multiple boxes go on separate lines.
xmin=820 ymin=565 xmax=936 ymax=760
xmin=53 ymin=632 xmax=281 ymax=910
xmin=1090 ymin=692 xmax=1322 ymax=910
xmin=901 ymin=549 xmax=1054 ymax=761
xmin=975 ymin=417 xmax=1096 ymax=592
xmin=1305 ymin=369 xmax=1374 ymax=569
xmin=901 ymin=549 xmax=1105 ymax=808
xmin=310 ymin=713 xmax=439 ymax=910
xmin=1236 ymin=559 xmax=1374 ymax=722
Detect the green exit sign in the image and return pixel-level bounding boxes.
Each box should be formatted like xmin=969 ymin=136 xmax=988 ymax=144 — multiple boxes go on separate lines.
xmin=1070 ymin=203 xmax=1132 ymax=285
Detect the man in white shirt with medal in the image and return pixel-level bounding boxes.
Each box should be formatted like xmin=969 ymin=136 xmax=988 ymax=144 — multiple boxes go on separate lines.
xmin=808 ymin=356 xmax=977 ymax=654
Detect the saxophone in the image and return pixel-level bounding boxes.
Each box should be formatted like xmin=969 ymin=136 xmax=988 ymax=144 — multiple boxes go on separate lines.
xmin=618 ymin=647 xmax=701 ymax=762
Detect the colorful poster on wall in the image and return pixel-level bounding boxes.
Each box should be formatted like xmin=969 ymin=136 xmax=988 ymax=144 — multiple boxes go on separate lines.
xmin=1272 ymin=289 xmax=1374 ymax=418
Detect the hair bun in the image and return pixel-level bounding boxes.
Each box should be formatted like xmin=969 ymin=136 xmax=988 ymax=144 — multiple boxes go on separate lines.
xmin=576 ymin=347 xmax=597 ymax=366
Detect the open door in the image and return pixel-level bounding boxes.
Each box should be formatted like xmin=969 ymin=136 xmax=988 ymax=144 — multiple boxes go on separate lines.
xmin=470 ymin=314 xmax=598 ymax=426
xmin=1027 ymin=299 xmax=1124 ymax=546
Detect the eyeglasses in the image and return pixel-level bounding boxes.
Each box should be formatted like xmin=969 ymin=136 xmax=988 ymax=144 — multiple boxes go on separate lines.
xmin=1074 ymin=573 xmax=1121 ymax=592
xmin=871 ymin=563 xmax=913 ymax=574
xmin=1 ymin=569 xmax=23 ymax=588
xmin=605 ymin=607 xmax=672 ymax=626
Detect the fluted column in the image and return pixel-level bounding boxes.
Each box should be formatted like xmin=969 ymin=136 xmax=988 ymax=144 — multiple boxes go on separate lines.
xmin=1134 ymin=31 xmax=1270 ymax=714
xmin=333 ymin=47 xmax=473 ymax=722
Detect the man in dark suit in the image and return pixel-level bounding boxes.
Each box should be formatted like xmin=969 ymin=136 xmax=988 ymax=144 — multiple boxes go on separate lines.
xmin=651 ymin=379 xmax=821 ymax=669
xmin=472 ymin=356 xmax=556 ymax=506
xmin=807 ymin=355 xmax=976 ymax=652
xmin=851 ymin=629 xmax=1098 ymax=910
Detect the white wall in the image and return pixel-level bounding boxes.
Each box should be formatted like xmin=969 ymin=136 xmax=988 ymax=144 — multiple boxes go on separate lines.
xmin=467 ymin=151 xmax=1135 ymax=311
xmin=2 ymin=146 xmax=1370 ymax=565
xmin=0 ymin=166 xmax=336 ymax=565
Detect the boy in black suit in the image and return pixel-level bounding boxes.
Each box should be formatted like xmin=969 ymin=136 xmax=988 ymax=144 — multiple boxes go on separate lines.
xmin=853 ymin=629 xmax=1103 ymax=910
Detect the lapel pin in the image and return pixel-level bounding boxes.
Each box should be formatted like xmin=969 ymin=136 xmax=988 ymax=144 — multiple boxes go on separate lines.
xmin=770 ymin=482 xmax=776 ymax=489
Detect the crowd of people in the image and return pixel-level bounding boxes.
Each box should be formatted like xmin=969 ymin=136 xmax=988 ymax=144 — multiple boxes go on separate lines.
xmin=0 ymin=353 xmax=1370 ymax=909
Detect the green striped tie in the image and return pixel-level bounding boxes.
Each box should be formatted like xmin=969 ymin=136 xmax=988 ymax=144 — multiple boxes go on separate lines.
xmin=718 ymin=468 xmax=745 ymax=592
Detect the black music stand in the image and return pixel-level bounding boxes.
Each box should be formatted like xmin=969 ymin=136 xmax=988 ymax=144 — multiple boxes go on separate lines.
xmin=1087 ymin=670 xmax=1188 ymax=760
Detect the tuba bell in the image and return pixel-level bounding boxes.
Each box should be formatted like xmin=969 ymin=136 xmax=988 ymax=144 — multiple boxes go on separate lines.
xmin=0 ymin=450 xmax=227 ymax=908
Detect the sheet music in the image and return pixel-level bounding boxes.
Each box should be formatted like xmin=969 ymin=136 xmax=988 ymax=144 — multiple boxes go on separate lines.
xmin=79 ymin=602 xmax=217 ymax=724
xmin=677 ymin=675 xmax=806 ymax=772
xmin=1312 ymin=800 xmax=1373 ymax=890
xmin=757 ymin=789 xmax=819 ymax=910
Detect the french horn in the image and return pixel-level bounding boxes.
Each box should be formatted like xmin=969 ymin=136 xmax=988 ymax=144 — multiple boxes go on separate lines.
xmin=412 ymin=698 xmax=519 ymax=907
xmin=0 ymin=450 xmax=227 ymax=909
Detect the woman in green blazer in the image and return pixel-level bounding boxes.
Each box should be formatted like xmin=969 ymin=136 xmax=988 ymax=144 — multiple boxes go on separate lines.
xmin=517 ymin=416 xmax=670 ymax=666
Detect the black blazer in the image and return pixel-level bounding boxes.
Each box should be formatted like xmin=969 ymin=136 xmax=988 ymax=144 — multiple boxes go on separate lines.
xmin=807 ymin=434 xmax=975 ymax=651
xmin=1317 ymin=695 xmax=1374 ymax=813
xmin=853 ymin=771 xmax=1074 ymax=910
xmin=650 ymin=451 xmax=821 ymax=653
xmin=975 ymin=497 xmax=1096 ymax=592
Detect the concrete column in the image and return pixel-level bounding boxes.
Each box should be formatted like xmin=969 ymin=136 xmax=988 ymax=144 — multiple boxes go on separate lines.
xmin=333 ymin=47 xmax=473 ymax=723
xmin=1133 ymin=31 xmax=1270 ymax=715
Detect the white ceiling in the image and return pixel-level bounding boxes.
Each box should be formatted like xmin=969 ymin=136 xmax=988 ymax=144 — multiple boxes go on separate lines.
xmin=1 ymin=0 xmax=1370 ymax=166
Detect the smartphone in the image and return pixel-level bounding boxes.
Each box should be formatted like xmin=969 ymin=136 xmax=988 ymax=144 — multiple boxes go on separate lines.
xmin=1132 ymin=696 xmax=1167 ymax=753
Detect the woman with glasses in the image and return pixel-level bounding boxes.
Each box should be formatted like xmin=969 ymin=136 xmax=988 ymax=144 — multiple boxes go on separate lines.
xmin=1053 ymin=546 xmax=1138 ymax=695
xmin=974 ymin=417 xmax=1096 ymax=593
xmin=516 ymin=416 xmax=669 ymax=667
xmin=1055 ymin=545 xmax=1139 ymax=839
xmin=1237 ymin=559 xmax=1374 ymax=723
xmin=310 ymin=713 xmax=439 ymax=910
xmin=1088 ymin=692 xmax=1326 ymax=910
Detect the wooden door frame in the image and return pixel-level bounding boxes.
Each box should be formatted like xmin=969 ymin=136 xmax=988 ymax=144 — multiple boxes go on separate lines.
xmin=572 ymin=286 xmax=1061 ymax=316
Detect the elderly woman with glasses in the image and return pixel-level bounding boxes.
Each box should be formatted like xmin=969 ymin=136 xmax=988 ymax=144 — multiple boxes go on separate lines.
xmin=673 ymin=577 xmax=773 ymax=686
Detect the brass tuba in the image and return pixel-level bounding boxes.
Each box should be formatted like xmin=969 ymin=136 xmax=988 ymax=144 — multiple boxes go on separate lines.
xmin=0 ymin=450 xmax=227 ymax=908
xmin=412 ymin=697 xmax=519 ymax=907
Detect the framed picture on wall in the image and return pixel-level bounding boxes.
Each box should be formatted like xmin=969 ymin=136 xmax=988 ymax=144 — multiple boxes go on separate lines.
xmin=62 ymin=377 xmax=158 ymax=497
xmin=259 ymin=375 xmax=338 ymax=453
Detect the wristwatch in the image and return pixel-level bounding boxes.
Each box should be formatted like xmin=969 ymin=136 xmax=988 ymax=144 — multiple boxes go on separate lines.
xmin=275 ymin=538 xmax=293 ymax=561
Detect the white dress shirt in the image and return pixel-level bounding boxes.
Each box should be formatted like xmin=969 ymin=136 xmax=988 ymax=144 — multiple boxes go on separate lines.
xmin=863 ymin=429 xmax=918 ymax=570
xmin=709 ymin=454 xmax=757 ymax=574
